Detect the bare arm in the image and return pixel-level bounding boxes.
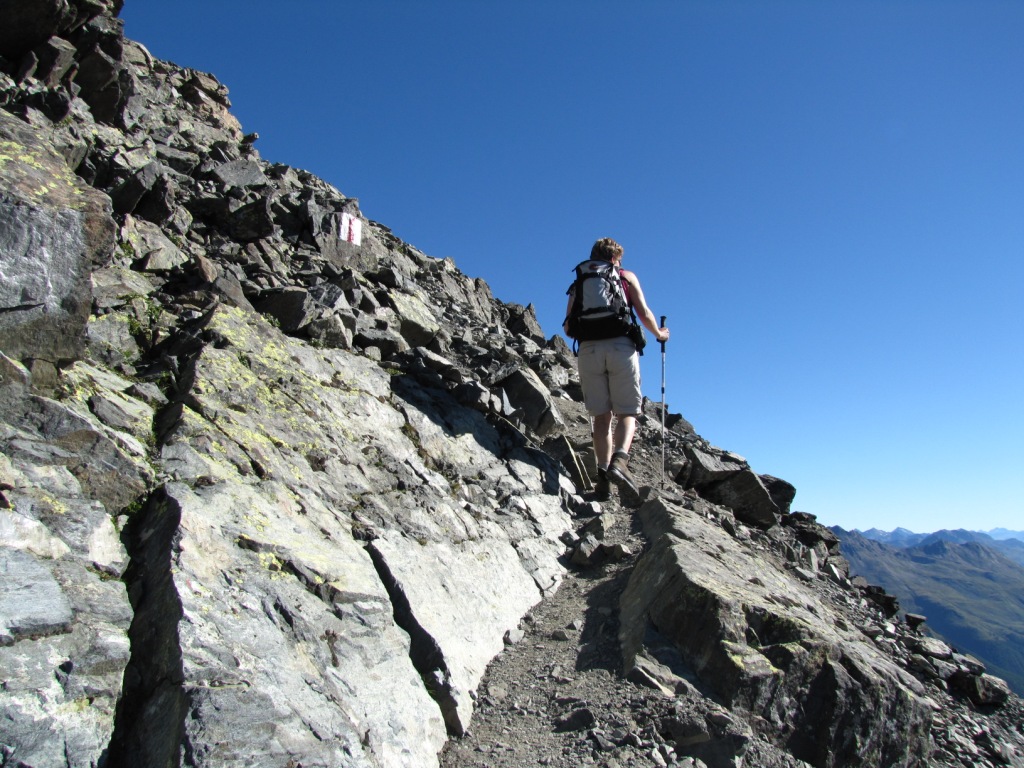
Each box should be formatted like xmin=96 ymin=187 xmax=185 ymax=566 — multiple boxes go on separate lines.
xmin=621 ymin=270 xmax=669 ymax=343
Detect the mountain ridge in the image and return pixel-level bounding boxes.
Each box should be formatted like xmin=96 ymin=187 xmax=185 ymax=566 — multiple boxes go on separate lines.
xmin=2 ymin=2 xmax=1023 ymax=767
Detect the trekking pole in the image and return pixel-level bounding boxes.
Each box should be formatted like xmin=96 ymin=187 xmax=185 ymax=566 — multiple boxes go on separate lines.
xmin=660 ymin=315 xmax=667 ymax=487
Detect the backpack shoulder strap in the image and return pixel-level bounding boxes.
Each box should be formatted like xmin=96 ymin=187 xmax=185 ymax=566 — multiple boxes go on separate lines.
xmin=618 ymin=267 xmax=633 ymax=308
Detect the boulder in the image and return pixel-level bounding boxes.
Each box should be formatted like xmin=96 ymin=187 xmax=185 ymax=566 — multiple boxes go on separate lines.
xmin=0 ymin=109 xmax=115 ymax=368
xmin=784 ymin=511 xmax=840 ymax=551
xmin=121 ymin=215 xmax=186 ymax=271
xmin=390 ymin=290 xmax=441 ymax=347
xmin=109 ymin=161 xmax=170 ymax=216
xmin=951 ymin=671 xmax=1011 ymax=707
xmin=620 ymin=495 xmax=936 ymax=767
xmin=30 ymin=35 xmax=79 ymax=87
xmin=91 ymin=265 xmax=155 ymax=310
xmin=495 ymin=366 xmax=564 ymax=437
xmin=210 ymin=157 xmax=269 ymax=189
xmin=704 ymin=468 xmax=779 ymax=528
xmin=679 ymin=442 xmax=778 ymax=528
xmin=761 ymin=473 xmax=797 ymax=515
xmin=505 ymin=302 xmax=547 ymax=345
xmin=254 ymin=286 xmax=322 ymax=332
xmin=227 ymin=196 xmax=276 ymax=241
xmin=75 ymin=31 xmax=129 ymax=124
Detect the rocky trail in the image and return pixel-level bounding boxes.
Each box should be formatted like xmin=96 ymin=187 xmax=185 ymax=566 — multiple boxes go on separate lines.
xmin=439 ymin=414 xmax=758 ymax=768
xmin=440 ymin=442 xmax=678 ymax=768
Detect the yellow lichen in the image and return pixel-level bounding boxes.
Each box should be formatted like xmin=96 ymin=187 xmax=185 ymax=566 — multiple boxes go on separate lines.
xmin=256 ymin=551 xmax=288 ymax=580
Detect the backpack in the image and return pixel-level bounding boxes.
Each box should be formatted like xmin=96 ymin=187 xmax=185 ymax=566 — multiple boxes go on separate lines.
xmin=564 ymin=260 xmax=644 ymax=352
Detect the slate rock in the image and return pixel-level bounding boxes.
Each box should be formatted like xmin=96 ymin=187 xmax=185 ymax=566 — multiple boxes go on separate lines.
xmin=227 ymin=195 xmax=276 ymax=241
xmin=109 ymin=161 xmax=168 ymax=215
xmin=761 ymin=473 xmax=797 ymax=515
xmin=620 ymin=495 xmax=934 ymax=767
xmin=109 ymin=481 xmax=447 ymax=767
xmin=91 ymin=265 xmax=155 ymax=309
xmin=254 ymin=286 xmax=321 ymax=332
xmin=0 ymin=547 xmax=73 ymax=642
xmin=390 ymin=290 xmax=441 ymax=347
xmin=704 ymin=468 xmax=779 ymax=529
xmin=915 ymin=636 xmax=954 ymax=660
xmin=75 ymin=44 xmax=128 ymax=123
xmin=31 ymin=34 xmax=78 ymax=87
xmin=679 ymin=442 xmax=779 ymax=528
xmin=211 ymin=157 xmax=268 ymax=189
xmin=369 ymin=530 xmax=555 ymax=737
xmin=571 ymin=534 xmax=604 ymax=566
xmin=354 ymin=325 xmax=410 ymax=359
xmin=580 ymin=512 xmax=616 ymax=541
xmin=554 ymin=707 xmax=597 ymax=732
xmin=505 ymin=302 xmax=547 ymax=345
xmin=0 ymin=355 xmax=134 ymax=768
xmin=495 ymin=367 xmax=563 ymax=437
xmin=0 ymin=109 xmax=115 ymax=367
xmin=784 ymin=511 xmax=840 ymax=550
xmin=0 ymin=0 xmax=77 ymax=60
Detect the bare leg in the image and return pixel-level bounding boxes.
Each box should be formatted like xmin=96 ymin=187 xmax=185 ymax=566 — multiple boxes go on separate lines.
xmin=592 ymin=412 xmax=614 ymax=469
xmin=613 ymin=414 xmax=636 ymax=456
xmin=594 ymin=413 xmax=639 ymax=464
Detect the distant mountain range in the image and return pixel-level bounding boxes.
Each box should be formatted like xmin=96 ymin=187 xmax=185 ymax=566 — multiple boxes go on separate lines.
xmin=833 ymin=527 xmax=1024 ymax=695
xmin=855 ymin=528 xmax=1024 ymax=567
xmin=988 ymin=528 xmax=1024 ymax=541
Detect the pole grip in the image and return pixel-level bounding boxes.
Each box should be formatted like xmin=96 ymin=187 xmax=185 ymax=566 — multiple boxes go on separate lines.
xmin=660 ymin=315 xmax=667 ymax=351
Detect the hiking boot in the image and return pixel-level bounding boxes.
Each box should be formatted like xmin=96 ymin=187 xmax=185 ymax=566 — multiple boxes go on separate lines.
xmin=607 ymin=451 xmax=638 ymax=495
xmin=593 ymin=469 xmax=610 ymax=501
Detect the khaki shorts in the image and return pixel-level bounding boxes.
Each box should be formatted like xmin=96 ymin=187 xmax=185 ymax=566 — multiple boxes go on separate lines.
xmin=577 ymin=337 xmax=642 ymax=416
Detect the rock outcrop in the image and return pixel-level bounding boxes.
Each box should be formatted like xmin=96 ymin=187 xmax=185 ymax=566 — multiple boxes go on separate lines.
xmin=0 ymin=109 xmax=115 ymax=380
xmin=621 ymin=494 xmax=934 ymax=767
xmin=2 ymin=3 xmax=1022 ymax=767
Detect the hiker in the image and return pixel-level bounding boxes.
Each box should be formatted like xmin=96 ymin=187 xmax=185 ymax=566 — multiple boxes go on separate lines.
xmin=563 ymin=237 xmax=669 ymax=499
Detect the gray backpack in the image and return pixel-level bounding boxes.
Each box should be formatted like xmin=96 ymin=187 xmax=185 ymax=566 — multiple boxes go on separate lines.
xmin=564 ymin=260 xmax=639 ymax=346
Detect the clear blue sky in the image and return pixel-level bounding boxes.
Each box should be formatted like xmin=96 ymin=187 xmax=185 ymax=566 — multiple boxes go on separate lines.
xmin=120 ymin=1 xmax=1023 ymax=534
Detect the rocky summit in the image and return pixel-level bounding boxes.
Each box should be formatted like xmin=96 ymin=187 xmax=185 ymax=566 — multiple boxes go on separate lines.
xmin=1 ymin=2 xmax=1022 ymax=767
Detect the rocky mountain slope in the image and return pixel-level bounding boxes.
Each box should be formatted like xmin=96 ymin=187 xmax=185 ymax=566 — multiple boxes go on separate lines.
xmin=2 ymin=2 xmax=1023 ymax=766
xmin=835 ymin=529 xmax=1024 ymax=696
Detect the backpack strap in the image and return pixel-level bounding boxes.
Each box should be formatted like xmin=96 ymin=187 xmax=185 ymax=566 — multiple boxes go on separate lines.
xmin=619 ymin=269 xmax=632 ymax=309
xmin=617 ymin=269 xmax=645 ymax=356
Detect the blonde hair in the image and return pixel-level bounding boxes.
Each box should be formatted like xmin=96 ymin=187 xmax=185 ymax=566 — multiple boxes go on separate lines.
xmin=590 ymin=238 xmax=623 ymax=262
